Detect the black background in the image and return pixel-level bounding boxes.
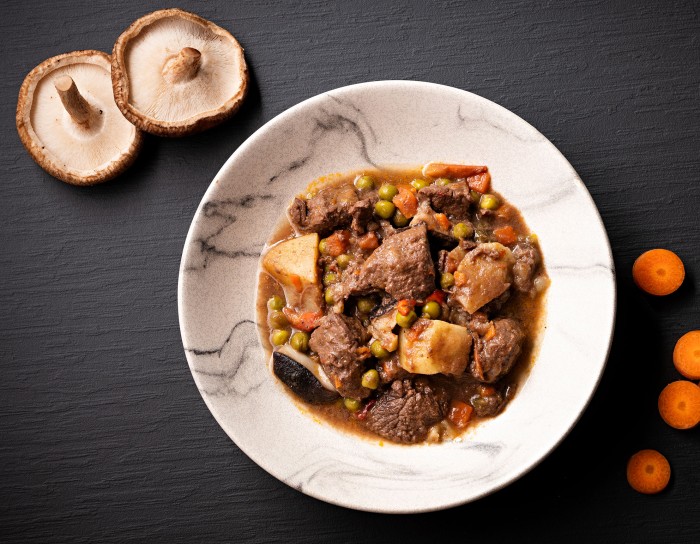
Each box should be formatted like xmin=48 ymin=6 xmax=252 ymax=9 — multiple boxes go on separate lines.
xmin=2 ymin=1 xmax=699 ymax=542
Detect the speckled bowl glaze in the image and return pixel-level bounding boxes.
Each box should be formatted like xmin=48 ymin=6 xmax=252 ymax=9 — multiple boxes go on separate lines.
xmin=178 ymin=81 xmax=615 ymax=513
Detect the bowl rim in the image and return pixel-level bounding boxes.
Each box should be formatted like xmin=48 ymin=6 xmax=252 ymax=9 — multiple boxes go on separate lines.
xmin=178 ymin=79 xmax=617 ymax=513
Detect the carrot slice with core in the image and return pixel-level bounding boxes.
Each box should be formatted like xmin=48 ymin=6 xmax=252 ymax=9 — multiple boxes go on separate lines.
xmin=632 ymin=249 xmax=685 ymax=296
xmin=673 ymin=330 xmax=700 ymax=380
xmin=658 ymin=380 xmax=700 ymax=429
xmin=627 ymin=450 xmax=671 ymax=494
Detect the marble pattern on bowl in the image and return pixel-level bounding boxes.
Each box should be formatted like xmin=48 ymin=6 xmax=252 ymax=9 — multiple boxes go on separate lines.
xmin=178 ymin=80 xmax=615 ymax=513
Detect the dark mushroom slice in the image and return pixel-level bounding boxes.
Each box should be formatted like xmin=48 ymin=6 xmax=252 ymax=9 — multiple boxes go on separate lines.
xmin=272 ymin=351 xmax=339 ymax=404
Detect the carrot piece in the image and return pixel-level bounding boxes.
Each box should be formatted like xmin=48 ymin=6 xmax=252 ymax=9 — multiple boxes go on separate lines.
xmin=479 ymin=385 xmax=496 ymax=397
xmin=453 ymin=271 xmax=467 ymax=287
xmin=493 ymin=225 xmax=518 ymax=245
xmin=282 ymin=308 xmax=322 ymax=332
xmin=658 ymin=380 xmax=700 ymax=429
xmin=357 ymin=232 xmax=379 ymax=250
xmin=422 ymin=162 xmax=488 ymax=179
xmin=466 ymin=172 xmax=491 ymax=193
xmin=397 ymin=299 xmax=416 ymax=316
xmin=673 ymin=330 xmax=700 ymax=380
xmin=325 ymin=230 xmax=350 ymax=257
xmin=626 ymin=450 xmax=671 ymax=494
xmin=632 ymin=249 xmax=685 ymax=296
xmin=392 ymin=186 xmax=418 ymax=218
xmin=288 ymin=273 xmax=303 ymax=293
xmin=447 ymin=400 xmax=473 ymax=429
xmin=435 ymin=213 xmax=451 ymax=230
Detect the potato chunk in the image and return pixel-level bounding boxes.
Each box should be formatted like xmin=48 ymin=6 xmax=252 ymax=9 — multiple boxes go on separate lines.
xmin=453 ymin=242 xmax=514 ymax=314
xmin=262 ymin=233 xmax=321 ymax=310
xmin=399 ymin=318 xmax=472 ymax=375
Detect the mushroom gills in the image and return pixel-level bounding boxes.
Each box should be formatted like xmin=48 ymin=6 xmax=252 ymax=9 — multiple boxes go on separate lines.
xmin=272 ymin=351 xmax=339 ymax=405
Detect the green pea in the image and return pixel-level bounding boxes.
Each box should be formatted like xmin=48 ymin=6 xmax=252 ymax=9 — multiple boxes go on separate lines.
xmin=271 ymin=329 xmax=290 ymax=346
xmin=324 ymin=288 xmax=335 ymax=305
xmin=378 ymin=184 xmax=398 ymax=201
xmin=323 ymin=272 xmax=338 ymax=285
xmin=436 ymin=178 xmax=452 ymax=186
xmin=470 ymin=190 xmax=481 ymax=203
xmin=422 ymin=301 xmax=441 ymax=319
xmin=527 ymin=233 xmax=539 ymax=244
xmin=267 ymin=295 xmax=284 ymax=311
xmin=361 ymin=369 xmax=380 ymax=389
xmin=355 ymin=175 xmax=375 ymax=190
xmin=344 ymin=398 xmax=361 ymax=412
xmin=374 ymin=200 xmax=396 ymax=219
xmin=268 ymin=310 xmax=289 ymax=328
xmin=370 ymin=340 xmax=389 ymax=359
xmin=440 ymin=272 xmax=455 ymax=289
xmin=318 ymin=238 xmax=328 ymax=255
xmin=392 ymin=209 xmax=410 ymax=227
xmin=452 ymin=222 xmax=473 ymax=239
xmin=290 ymin=331 xmax=310 ymax=352
xmin=479 ymin=194 xmax=500 ymax=210
xmin=410 ymin=178 xmax=430 ymax=191
xmin=336 ymin=254 xmax=352 ymax=269
xmin=356 ymin=297 xmax=377 ymax=314
xmin=396 ymin=310 xmax=418 ymax=328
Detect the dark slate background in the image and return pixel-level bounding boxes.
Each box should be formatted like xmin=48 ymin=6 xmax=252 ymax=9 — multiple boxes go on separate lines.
xmin=2 ymin=0 xmax=699 ymax=542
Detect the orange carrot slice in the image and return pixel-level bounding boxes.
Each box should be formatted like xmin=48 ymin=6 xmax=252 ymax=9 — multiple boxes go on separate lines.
xmin=392 ymin=186 xmax=418 ymax=218
xmin=493 ymin=225 xmax=517 ymax=245
xmin=421 ymin=162 xmax=487 ymax=179
xmin=357 ymin=232 xmax=379 ymax=250
xmin=673 ymin=330 xmax=700 ymax=380
xmin=632 ymin=249 xmax=685 ymax=296
xmin=658 ymin=380 xmax=700 ymax=429
xmin=447 ymin=400 xmax=473 ymax=429
xmin=627 ymin=450 xmax=671 ymax=494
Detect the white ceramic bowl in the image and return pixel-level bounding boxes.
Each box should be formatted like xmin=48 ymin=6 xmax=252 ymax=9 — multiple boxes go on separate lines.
xmin=178 ymin=81 xmax=615 ymax=513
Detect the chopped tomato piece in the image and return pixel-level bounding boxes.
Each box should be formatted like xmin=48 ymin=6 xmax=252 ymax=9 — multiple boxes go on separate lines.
xmin=357 ymin=232 xmax=379 ymax=250
xmin=466 ymin=172 xmax=491 ymax=193
xmin=282 ymin=308 xmax=322 ymax=332
xmin=493 ymin=225 xmax=517 ymax=245
xmin=447 ymin=400 xmax=473 ymax=429
xmin=355 ymin=399 xmax=376 ymax=421
xmin=425 ymin=290 xmax=446 ymax=304
xmin=392 ymin=186 xmax=418 ymax=218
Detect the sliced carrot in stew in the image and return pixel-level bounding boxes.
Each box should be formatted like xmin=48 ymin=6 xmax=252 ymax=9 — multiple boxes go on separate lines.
xmin=357 ymin=232 xmax=379 ymax=250
xmin=288 ymin=273 xmax=303 ymax=293
xmin=479 ymin=385 xmax=496 ymax=396
xmin=392 ymin=186 xmax=418 ymax=218
xmin=422 ymin=162 xmax=488 ymax=179
xmin=632 ymin=249 xmax=685 ymax=296
xmin=493 ymin=225 xmax=518 ymax=245
xmin=435 ymin=213 xmax=451 ymax=230
xmin=447 ymin=400 xmax=473 ymax=429
xmin=282 ymin=308 xmax=323 ymax=332
xmin=658 ymin=380 xmax=700 ymax=429
xmin=466 ymin=171 xmax=491 ymax=193
xmin=627 ymin=450 xmax=671 ymax=494
xmin=397 ymin=299 xmax=416 ymax=316
xmin=325 ymin=230 xmax=350 ymax=257
xmin=673 ymin=330 xmax=700 ymax=380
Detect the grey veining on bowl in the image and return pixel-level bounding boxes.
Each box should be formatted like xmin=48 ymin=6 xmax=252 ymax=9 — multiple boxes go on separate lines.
xmin=178 ymin=81 xmax=616 ymax=513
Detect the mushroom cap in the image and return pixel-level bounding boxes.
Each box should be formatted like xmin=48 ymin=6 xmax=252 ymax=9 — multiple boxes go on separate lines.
xmin=16 ymin=50 xmax=143 ymax=186
xmin=111 ymin=9 xmax=249 ymax=137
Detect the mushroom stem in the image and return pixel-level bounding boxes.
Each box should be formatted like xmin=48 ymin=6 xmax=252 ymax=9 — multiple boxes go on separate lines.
xmin=54 ymin=76 xmax=95 ymax=127
xmin=163 ymin=47 xmax=201 ymax=83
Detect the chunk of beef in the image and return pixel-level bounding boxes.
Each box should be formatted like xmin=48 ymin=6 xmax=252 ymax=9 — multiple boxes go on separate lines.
xmin=417 ymin=181 xmax=472 ymax=220
xmin=410 ymin=200 xmax=459 ymax=247
xmin=471 ymin=392 xmax=504 ymax=417
xmin=512 ymin=242 xmax=541 ymax=294
xmin=309 ymin=314 xmax=371 ymax=399
xmin=376 ymin=352 xmax=411 ymax=385
xmin=470 ymin=318 xmax=524 ymax=383
xmin=346 ymin=224 xmax=435 ymax=301
xmin=288 ymin=185 xmax=358 ymax=234
xmin=365 ymin=378 xmax=448 ymax=443
xmin=452 ymin=242 xmax=514 ymax=314
xmin=350 ymin=194 xmax=378 ymax=234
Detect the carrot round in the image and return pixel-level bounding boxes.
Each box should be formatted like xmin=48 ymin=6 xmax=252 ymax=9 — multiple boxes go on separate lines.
xmin=658 ymin=380 xmax=700 ymax=429
xmin=632 ymin=249 xmax=685 ymax=296
xmin=673 ymin=330 xmax=700 ymax=380
xmin=626 ymin=449 xmax=671 ymax=494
